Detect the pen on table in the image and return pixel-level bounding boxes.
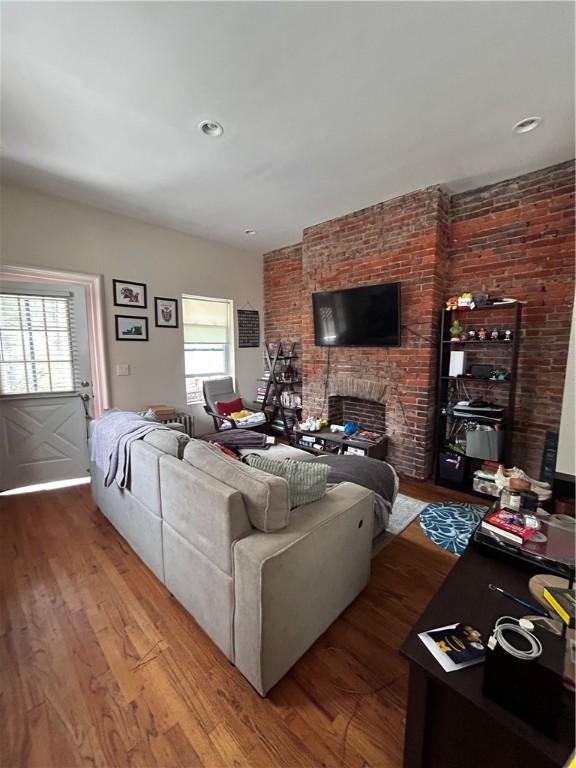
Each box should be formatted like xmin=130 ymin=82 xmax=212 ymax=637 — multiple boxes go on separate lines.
xmin=488 ymin=584 xmax=549 ymax=617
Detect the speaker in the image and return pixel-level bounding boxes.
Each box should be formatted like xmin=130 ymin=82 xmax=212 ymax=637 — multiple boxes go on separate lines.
xmin=470 ymin=364 xmax=493 ymax=379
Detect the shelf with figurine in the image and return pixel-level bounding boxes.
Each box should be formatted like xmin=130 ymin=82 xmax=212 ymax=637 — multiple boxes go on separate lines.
xmin=445 ymin=292 xmax=521 ymax=312
xmin=448 ymin=320 xmax=515 ymax=344
xmin=434 ymin=293 xmax=522 ymax=497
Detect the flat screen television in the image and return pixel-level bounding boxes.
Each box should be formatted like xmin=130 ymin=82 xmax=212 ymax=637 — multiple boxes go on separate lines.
xmin=312 ymin=282 xmax=401 ymax=347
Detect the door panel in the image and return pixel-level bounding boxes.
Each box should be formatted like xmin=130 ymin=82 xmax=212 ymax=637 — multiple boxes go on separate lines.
xmin=0 ymin=280 xmax=93 ymax=491
xmin=0 ymin=394 xmax=89 ymax=490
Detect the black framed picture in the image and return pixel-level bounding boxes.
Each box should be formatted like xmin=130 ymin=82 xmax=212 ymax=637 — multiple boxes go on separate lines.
xmin=154 ymin=297 xmax=179 ymax=328
xmin=115 ymin=315 xmax=149 ymax=341
xmin=113 ymin=279 xmax=147 ymax=308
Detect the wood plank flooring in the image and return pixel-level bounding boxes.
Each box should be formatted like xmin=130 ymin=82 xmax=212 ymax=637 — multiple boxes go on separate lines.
xmin=0 ymin=479 xmax=479 ymax=768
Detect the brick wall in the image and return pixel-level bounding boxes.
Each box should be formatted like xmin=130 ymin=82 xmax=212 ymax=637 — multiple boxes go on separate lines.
xmin=263 ymin=243 xmax=303 ymax=348
xmin=263 ymin=160 xmax=575 ymax=479
xmin=448 ymin=160 xmax=575 ymax=475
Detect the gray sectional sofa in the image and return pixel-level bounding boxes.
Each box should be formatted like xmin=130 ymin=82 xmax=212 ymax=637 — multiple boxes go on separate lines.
xmin=91 ymin=430 xmax=375 ymax=695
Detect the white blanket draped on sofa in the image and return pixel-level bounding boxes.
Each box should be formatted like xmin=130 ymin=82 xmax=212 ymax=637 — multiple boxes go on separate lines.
xmin=90 ymin=410 xmax=170 ymax=488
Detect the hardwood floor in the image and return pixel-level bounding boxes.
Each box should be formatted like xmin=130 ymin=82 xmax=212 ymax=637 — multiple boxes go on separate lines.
xmin=0 ymin=479 xmax=479 ymax=768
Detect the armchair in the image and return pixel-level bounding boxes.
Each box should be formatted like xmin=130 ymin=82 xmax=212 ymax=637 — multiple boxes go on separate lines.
xmin=203 ymin=377 xmax=268 ymax=432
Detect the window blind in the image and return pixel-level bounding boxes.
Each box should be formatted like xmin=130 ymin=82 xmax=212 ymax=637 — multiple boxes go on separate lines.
xmin=0 ymin=293 xmax=78 ymax=395
xmin=182 ymin=295 xmax=233 ymax=405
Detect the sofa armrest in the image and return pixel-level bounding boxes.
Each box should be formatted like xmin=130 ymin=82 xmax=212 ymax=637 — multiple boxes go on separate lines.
xmin=163 ymin=421 xmax=186 ymax=432
xmin=232 ymin=482 xmax=374 ymax=695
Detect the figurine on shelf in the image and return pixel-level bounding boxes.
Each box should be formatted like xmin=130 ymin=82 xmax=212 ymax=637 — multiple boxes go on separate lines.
xmin=283 ymin=362 xmax=295 ymax=382
xmin=446 ymin=296 xmax=459 ymax=310
xmin=478 ymin=327 xmax=487 ymax=341
xmin=468 ymin=328 xmax=477 ymax=341
xmin=460 ymin=331 xmax=468 ymax=342
xmin=300 ymin=417 xmax=321 ymax=432
xmin=504 ymin=329 xmax=513 ymax=342
xmin=449 ymin=319 xmax=463 ymax=341
xmin=457 ymin=292 xmax=475 ymax=310
xmin=490 ymin=327 xmax=500 ymax=341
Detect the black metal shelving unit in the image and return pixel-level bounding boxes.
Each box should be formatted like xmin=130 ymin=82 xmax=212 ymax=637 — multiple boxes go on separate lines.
xmin=434 ymin=302 xmax=522 ymax=496
xmin=259 ymin=341 xmax=302 ymax=436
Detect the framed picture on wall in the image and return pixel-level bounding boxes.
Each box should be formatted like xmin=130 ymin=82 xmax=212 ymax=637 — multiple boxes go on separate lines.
xmin=115 ymin=315 xmax=149 ymax=341
xmin=154 ymin=297 xmax=179 ymax=328
xmin=113 ymin=279 xmax=147 ymax=308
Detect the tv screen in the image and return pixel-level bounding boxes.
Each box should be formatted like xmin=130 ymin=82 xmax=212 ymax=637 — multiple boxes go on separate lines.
xmin=312 ymin=282 xmax=401 ymax=347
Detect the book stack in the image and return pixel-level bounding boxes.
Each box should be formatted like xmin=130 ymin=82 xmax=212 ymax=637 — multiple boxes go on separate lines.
xmin=472 ymin=460 xmax=500 ymax=496
xmin=270 ymin=414 xmax=296 ymax=433
xmin=280 ymin=390 xmax=301 ymax=408
xmin=543 ymin=587 xmax=576 ymax=627
xmin=256 ymin=386 xmax=267 ymax=404
xmin=143 ymin=404 xmax=176 ymax=421
xmin=480 ymin=509 xmax=538 ymax=546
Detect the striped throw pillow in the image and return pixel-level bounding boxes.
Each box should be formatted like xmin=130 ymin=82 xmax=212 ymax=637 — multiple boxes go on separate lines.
xmin=245 ymin=456 xmax=330 ymax=509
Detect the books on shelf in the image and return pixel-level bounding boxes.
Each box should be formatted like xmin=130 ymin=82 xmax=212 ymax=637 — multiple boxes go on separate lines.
xmin=280 ymin=390 xmax=301 ymax=408
xmin=480 ymin=509 xmax=538 ymax=546
xmin=270 ymin=415 xmax=296 ymax=433
xmin=418 ymin=623 xmax=485 ymax=672
xmin=543 ymin=587 xmax=576 ymax=627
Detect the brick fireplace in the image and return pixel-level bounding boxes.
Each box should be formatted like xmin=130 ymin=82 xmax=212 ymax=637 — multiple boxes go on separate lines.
xmin=328 ymin=397 xmax=386 ymax=434
xmin=325 ymin=374 xmax=387 ymax=433
xmin=264 ymin=160 xmax=575 ymax=480
xmin=300 ymin=186 xmax=449 ymax=479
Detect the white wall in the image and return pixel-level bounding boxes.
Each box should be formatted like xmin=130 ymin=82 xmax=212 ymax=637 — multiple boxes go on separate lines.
xmin=557 ymin=298 xmax=575 ymax=477
xmin=0 ymin=183 xmax=263 ymax=433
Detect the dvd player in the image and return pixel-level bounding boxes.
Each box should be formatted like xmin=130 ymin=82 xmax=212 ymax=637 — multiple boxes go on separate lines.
xmin=452 ymin=400 xmax=504 ymax=421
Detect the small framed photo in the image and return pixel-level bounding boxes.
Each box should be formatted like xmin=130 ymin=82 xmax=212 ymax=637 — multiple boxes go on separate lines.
xmin=154 ymin=297 xmax=179 ymax=328
xmin=115 ymin=315 xmax=149 ymax=341
xmin=113 ymin=279 xmax=147 ymax=308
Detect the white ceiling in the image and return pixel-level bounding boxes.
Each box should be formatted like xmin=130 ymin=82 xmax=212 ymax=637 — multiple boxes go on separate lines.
xmin=1 ymin=2 xmax=574 ymax=253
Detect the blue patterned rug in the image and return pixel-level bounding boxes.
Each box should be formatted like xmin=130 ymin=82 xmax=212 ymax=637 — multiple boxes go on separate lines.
xmin=419 ymin=502 xmax=488 ymax=555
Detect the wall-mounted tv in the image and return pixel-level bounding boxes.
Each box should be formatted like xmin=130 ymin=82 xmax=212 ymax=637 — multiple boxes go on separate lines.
xmin=312 ymin=282 xmax=401 ymax=347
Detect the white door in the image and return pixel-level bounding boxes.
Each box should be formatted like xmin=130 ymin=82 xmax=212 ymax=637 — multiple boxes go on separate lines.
xmin=0 ymin=284 xmax=93 ymax=491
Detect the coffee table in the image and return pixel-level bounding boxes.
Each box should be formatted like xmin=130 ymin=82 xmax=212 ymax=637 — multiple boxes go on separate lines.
xmin=400 ymin=542 xmax=575 ymax=768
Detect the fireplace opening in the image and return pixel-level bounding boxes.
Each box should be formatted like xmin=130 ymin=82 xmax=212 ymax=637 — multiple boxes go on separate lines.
xmin=328 ymin=395 xmax=385 ymax=434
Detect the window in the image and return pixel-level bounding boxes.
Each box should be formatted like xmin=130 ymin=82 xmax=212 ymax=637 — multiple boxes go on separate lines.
xmin=0 ymin=293 xmax=76 ymax=395
xmin=182 ymin=295 xmax=234 ymax=405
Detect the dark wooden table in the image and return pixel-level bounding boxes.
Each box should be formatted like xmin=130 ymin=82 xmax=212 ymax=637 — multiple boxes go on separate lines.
xmin=400 ymin=540 xmax=574 ymax=768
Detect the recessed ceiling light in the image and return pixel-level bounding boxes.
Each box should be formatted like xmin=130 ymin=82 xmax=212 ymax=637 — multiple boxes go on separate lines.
xmin=512 ymin=116 xmax=543 ymax=134
xmin=199 ymin=120 xmax=224 ymax=137
xmin=244 ymin=229 xmax=257 ymax=236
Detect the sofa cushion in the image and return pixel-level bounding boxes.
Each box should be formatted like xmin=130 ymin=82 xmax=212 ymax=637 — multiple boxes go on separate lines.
xmin=245 ymin=456 xmax=330 ymax=509
xmin=183 ymin=440 xmax=290 ymax=532
xmin=143 ymin=429 xmax=189 ymax=458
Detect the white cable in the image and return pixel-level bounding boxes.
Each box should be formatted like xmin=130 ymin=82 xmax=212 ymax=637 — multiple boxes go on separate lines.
xmin=488 ymin=616 xmax=543 ymax=660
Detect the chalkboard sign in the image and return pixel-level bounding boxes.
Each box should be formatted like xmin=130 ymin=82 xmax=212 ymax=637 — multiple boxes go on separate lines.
xmin=237 ymin=309 xmax=260 ymax=348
